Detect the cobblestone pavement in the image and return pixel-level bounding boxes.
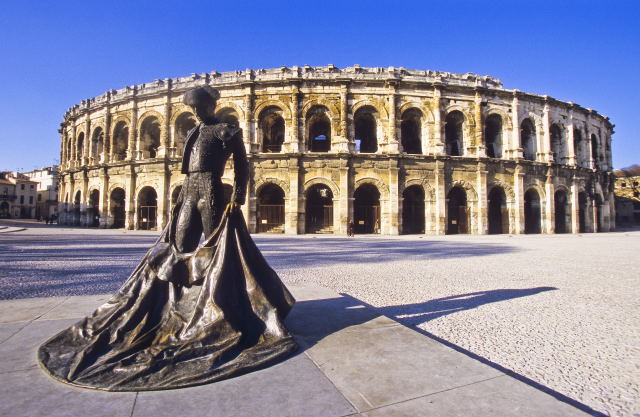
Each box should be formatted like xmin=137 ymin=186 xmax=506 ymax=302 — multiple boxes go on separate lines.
xmin=1 ymin=220 xmax=638 ymax=416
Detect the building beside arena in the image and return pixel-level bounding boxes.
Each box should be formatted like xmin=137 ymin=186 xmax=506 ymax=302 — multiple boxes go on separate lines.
xmin=56 ymin=65 xmax=615 ymax=235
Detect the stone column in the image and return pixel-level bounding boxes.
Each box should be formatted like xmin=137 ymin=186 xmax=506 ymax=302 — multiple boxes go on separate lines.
xmin=288 ymin=84 xmax=300 ymax=153
xmin=125 ymin=165 xmax=136 ymax=230
xmin=81 ymin=170 xmax=89 ymax=226
xmin=337 ymin=82 xmax=350 ymax=153
xmin=545 ymin=169 xmax=555 ymax=233
xmin=434 ymin=159 xmax=446 ymax=234
xmin=84 ymin=114 xmax=91 ymax=166
xmin=570 ymin=179 xmax=579 ymax=233
xmin=387 ymin=160 xmax=399 ymax=234
xmin=287 ymin=157 xmax=301 ymax=234
xmin=127 ymin=94 xmax=138 ymax=161
xmin=566 ymin=108 xmax=577 ymax=166
xmin=510 ymin=91 xmax=522 ymax=160
xmin=103 ymin=106 xmax=111 ymax=164
xmin=338 ymin=161 xmax=350 ymax=234
xmin=476 ymin=162 xmax=487 ymax=234
xmin=542 ymin=101 xmax=553 ymax=163
xmin=99 ymin=168 xmax=109 ymax=228
xmin=473 ymin=89 xmax=485 ymax=157
xmin=386 ymin=82 xmax=399 ymax=154
xmin=159 ymin=81 xmax=172 ymax=158
xmin=431 ymin=84 xmax=444 ymax=154
xmin=513 ymin=165 xmax=525 ymax=234
xmin=244 ymin=84 xmax=257 ymax=153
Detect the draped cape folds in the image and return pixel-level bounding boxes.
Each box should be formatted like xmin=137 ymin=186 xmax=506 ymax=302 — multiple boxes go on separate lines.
xmin=37 ymin=210 xmax=298 ymax=391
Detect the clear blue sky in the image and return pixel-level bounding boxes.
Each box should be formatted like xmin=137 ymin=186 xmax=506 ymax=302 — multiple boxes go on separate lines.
xmin=0 ymin=0 xmax=638 ymax=171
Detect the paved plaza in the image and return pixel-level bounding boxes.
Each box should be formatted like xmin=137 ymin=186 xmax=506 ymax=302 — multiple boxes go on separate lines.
xmin=0 ymin=220 xmax=638 ymax=416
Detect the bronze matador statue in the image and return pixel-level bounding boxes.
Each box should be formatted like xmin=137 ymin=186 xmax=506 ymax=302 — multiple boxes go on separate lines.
xmin=172 ymin=86 xmax=248 ymax=252
xmin=38 ymin=86 xmax=298 ymax=391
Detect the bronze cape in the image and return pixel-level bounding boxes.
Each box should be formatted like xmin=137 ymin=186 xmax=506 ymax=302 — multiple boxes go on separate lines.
xmin=37 ymin=209 xmax=298 ymax=391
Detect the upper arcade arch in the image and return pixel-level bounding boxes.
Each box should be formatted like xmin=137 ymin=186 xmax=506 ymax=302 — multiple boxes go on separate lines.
xmin=91 ymin=127 xmax=105 ymax=163
xmin=173 ymin=112 xmax=197 ymax=157
xmin=138 ymin=113 xmax=163 ymax=159
xmin=520 ymin=118 xmax=537 ymax=161
xmin=400 ymin=108 xmax=423 ymax=154
xmin=484 ymin=113 xmax=503 ymax=158
xmin=444 ymin=110 xmax=465 ymax=156
xmin=353 ymin=105 xmax=380 ymax=153
xmin=257 ymin=106 xmax=286 ymax=153
xmin=306 ymin=105 xmax=332 ymax=152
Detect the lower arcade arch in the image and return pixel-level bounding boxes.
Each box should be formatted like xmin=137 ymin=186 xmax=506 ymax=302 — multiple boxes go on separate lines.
xmin=256 ymin=184 xmax=285 ymax=233
xmin=554 ymin=189 xmax=570 ymax=234
xmin=110 ymin=188 xmax=126 ymax=229
xmin=487 ymin=186 xmax=508 ymax=234
xmin=137 ymin=186 xmax=158 ymax=230
xmin=88 ymin=189 xmax=100 ymax=227
xmin=402 ymin=185 xmax=425 ymax=234
xmin=524 ymin=188 xmax=542 ymax=234
xmin=446 ymin=186 xmax=468 ymax=234
xmin=594 ymin=194 xmax=603 ymax=232
xmin=305 ymin=184 xmax=334 ymax=233
xmin=578 ymin=191 xmax=588 ymax=233
xmin=353 ymin=183 xmax=381 ymax=234
xmin=73 ymin=191 xmax=82 ymax=225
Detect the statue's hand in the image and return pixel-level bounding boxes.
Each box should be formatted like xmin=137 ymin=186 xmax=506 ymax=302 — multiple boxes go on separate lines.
xmin=225 ymin=201 xmax=240 ymax=215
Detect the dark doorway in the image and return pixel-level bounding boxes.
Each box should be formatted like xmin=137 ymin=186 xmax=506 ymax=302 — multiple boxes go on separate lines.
xmin=137 ymin=187 xmax=157 ymax=230
xmin=594 ymin=194 xmax=603 ymax=232
xmin=305 ymin=184 xmax=333 ymax=233
xmin=521 ymin=118 xmax=537 ymax=161
xmin=402 ymin=185 xmax=425 ymax=234
xmin=307 ymin=106 xmax=331 ymax=152
xmin=445 ymin=111 xmax=464 ymax=156
xmin=73 ymin=191 xmax=81 ymax=225
xmin=400 ymin=109 xmax=422 ymax=154
xmin=354 ymin=184 xmax=380 ymax=234
xmin=89 ymin=189 xmax=100 ymax=227
xmin=488 ymin=187 xmax=508 ymax=234
xmin=0 ymin=202 xmax=9 ymax=218
xmin=554 ymin=190 xmax=569 ymax=233
xmin=257 ymin=184 xmax=285 ymax=233
xmin=110 ymin=188 xmax=125 ymax=229
xmin=354 ymin=107 xmax=377 ymax=153
xmin=578 ymin=192 xmax=587 ymax=233
xmin=524 ymin=189 xmax=541 ymax=234
xmin=484 ymin=114 xmax=502 ymax=158
xmin=260 ymin=107 xmax=285 ymax=153
xmin=447 ymin=186 xmax=468 ymax=234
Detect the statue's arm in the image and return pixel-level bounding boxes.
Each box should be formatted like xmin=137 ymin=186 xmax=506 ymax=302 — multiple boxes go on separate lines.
xmin=230 ymin=129 xmax=249 ymax=205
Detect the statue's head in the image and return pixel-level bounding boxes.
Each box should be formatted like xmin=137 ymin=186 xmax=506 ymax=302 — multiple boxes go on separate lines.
xmin=183 ymin=85 xmax=221 ymax=123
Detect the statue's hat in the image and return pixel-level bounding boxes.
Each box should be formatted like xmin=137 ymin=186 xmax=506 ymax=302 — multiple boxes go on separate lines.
xmin=183 ymin=85 xmax=220 ymax=106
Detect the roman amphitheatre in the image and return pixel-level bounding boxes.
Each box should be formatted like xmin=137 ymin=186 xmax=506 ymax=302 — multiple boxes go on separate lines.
xmin=56 ymin=65 xmax=615 ymax=235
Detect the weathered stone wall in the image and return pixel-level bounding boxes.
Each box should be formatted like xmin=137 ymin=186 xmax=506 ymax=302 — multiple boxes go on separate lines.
xmin=56 ymin=65 xmax=615 ymax=234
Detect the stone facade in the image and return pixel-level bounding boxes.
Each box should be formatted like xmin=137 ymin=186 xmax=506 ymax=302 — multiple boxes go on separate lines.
xmin=57 ymin=65 xmax=615 ymax=235
xmin=614 ymin=176 xmax=640 ymax=227
xmin=23 ymin=166 xmax=59 ymax=219
xmin=0 ymin=172 xmax=38 ymax=218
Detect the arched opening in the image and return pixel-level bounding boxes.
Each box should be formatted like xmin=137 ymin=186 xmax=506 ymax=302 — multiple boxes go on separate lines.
xmin=305 ymin=184 xmax=334 ymax=233
xmin=65 ymin=138 xmax=72 ymax=164
xmin=521 ymin=118 xmax=537 ymax=161
xmin=259 ymin=107 xmax=285 ymax=153
xmin=484 ymin=114 xmax=502 ymax=158
xmin=550 ymin=123 xmax=566 ymax=164
xmin=578 ymin=191 xmax=588 ymax=233
xmin=594 ymin=194 xmax=603 ymax=232
xmin=257 ymin=184 xmax=285 ymax=233
xmin=216 ymin=107 xmax=239 ymax=126
xmin=400 ymin=108 xmax=422 ymax=154
xmin=140 ymin=116 xmax=161 ymax=159
xmin=89 ymin=189 xmax=100 ymax=227
xmin=573 ymin=128 xmax=584 ymax=167
xmin=524 ymin=189 xmax=541 ymax=234
xmin=554 ymin=190 xmax=570 ymax=233
xmin=591 ymin=134 xmax=599 ymax=168
xmin=447 ymin=186 xmax=468 ymax=234
xmin=402 ymin=185 xmax=425 ymax=234
xmin=73 ymin=190 xmax=81 ymax=225
xmin=488 ymin=186 xmax=508 ymax=234
xmin=445 ymin=111 xmax=464 ymax=156
xmin=91 ymin=128 xmax=104 ymax=162
xmin=76 ymin=132 xmax=85 ymax=161
xmin=112 ymin=121 xmax=129 ymax=161
xmin=171 ymin=185 xmax=183 ymax=209
xmin=137 ymin=187 xmax=157 ymax=230
xmin=307 ymin=106 xmax=331 ymax=152
xmin=354 ymin=106 xmax=378 ymax=153
xmin=0 ymin=202 xmax=9 ymax=218
xmin=110 ymin=188 xmax=126 ymax=229
xmin=354 ymin=183 xmax=380 ymax=234
xmin=174 ymin=112 xmax=197 ymax=157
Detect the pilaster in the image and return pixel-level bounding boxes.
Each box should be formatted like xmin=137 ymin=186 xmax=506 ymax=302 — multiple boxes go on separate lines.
xmin=566 ymin=108 xmax=577 ymax=166
xmin=434 ymin=159 xmax=446 ymax=234
xmin=287 ymin=157 xmax=301 ymax=234
xmin=387 ymin=159 xmax=399 ymax=234
xmin=385 ymin=82 xmax=399 ymax=154
xmin=431 ymin=84 xmax=444 ymax=155
xmin=570 ymin=178 xmax=579 ymax=233
xmin=544 ymin=169 xmax=555 ymax=233
xmin=125 ymin=165 xmax=136 ymax=230
xmin=476 ymin=162 xmax=487 ymax=234
xmin=510 ymin=91 xmax=523 ymax=160
xmin=513 ymin=164 xmax=525 ymax=233
xmin=542 ymin=100 xmax=553 ymax=162
xmin=127 ymin=91 xmax=138 ymax=161
xmin=473 ymin=89 xmax=485 ymax=157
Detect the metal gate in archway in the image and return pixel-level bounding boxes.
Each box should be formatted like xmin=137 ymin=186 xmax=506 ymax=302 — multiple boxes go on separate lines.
xmin=138 ymin=206 xmax=157 ymax=230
